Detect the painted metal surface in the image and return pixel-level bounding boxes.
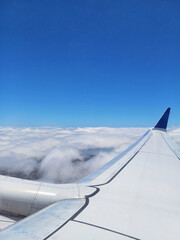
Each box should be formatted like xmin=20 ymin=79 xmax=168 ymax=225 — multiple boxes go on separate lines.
xmin=154 ymin=107 xmax=171 ymax=130
xmin=0 ymin=176 xmax=94 ymax=216
xmin=0 ymin=214 xmax=23 ymax=231
xmin=47 ymin=129 xmax=180 ymax=240
xmin=79 ymin=130 xmax=151 ymax=185
xmin=0 ymin=199 xmax=85 ymax=240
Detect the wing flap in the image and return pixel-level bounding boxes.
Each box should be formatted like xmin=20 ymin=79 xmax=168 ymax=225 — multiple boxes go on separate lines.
xmin=0 ymin=199 xmax=85 ymax=240
xmin=47 ymin=220 xmax=139 ymax=240
xmin=0 ymin=214 xmax=23 ymax=231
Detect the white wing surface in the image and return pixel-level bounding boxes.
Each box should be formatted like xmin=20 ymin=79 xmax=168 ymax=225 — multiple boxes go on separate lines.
xmin=0 ymin=108 xmax=179 ymax=239
xmin=0 ymin=199 xmax=85 ymax=240
xmin=0 ymin=214 xmax=23 ymax=232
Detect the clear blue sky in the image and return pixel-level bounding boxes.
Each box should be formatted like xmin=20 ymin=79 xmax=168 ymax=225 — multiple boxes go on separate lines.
xmin=0 ymin=0 xmax=180 ymax=127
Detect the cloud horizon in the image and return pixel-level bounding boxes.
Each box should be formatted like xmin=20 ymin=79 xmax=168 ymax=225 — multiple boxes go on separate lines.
xmin=0 ymin=127 xmax=179 ymax=183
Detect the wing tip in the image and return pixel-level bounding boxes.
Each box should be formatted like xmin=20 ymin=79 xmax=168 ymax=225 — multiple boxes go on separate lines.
xmin=153 ymin=107 xmax=171 ymax=131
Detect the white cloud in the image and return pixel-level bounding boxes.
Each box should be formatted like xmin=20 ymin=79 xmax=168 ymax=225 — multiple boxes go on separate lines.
xmin=168 ymin=127 xmax=180 ymax=145
xmin=0 ymin=127 xmax=179 ymax=183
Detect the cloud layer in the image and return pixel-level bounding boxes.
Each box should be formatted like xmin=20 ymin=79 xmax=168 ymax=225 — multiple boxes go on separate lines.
xmin=0 ymin=127 xmax=179 ymax=183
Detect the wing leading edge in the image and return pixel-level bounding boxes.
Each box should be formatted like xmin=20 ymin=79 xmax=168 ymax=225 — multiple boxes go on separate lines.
xmin=0 ymin=108 xmax=180 ymax=240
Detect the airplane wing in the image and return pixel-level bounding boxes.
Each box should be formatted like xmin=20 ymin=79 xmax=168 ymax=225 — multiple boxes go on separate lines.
xmin=0 ymin=214 xmax=23 ymax=232
xmin=0 ymin=108 xmax=180 ymax=240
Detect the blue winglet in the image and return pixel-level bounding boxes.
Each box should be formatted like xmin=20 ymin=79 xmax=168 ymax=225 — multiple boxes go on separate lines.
xmin=154 ymin=108 xmax=171 ymax=130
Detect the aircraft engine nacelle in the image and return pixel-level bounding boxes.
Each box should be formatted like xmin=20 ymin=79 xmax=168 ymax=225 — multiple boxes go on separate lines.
xmin=0 ymin=175 xmax=93 ymax=216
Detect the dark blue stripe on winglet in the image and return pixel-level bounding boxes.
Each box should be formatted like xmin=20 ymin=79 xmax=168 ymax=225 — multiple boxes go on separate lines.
xmin=154 ymin=108 xmax=171 ymax=130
